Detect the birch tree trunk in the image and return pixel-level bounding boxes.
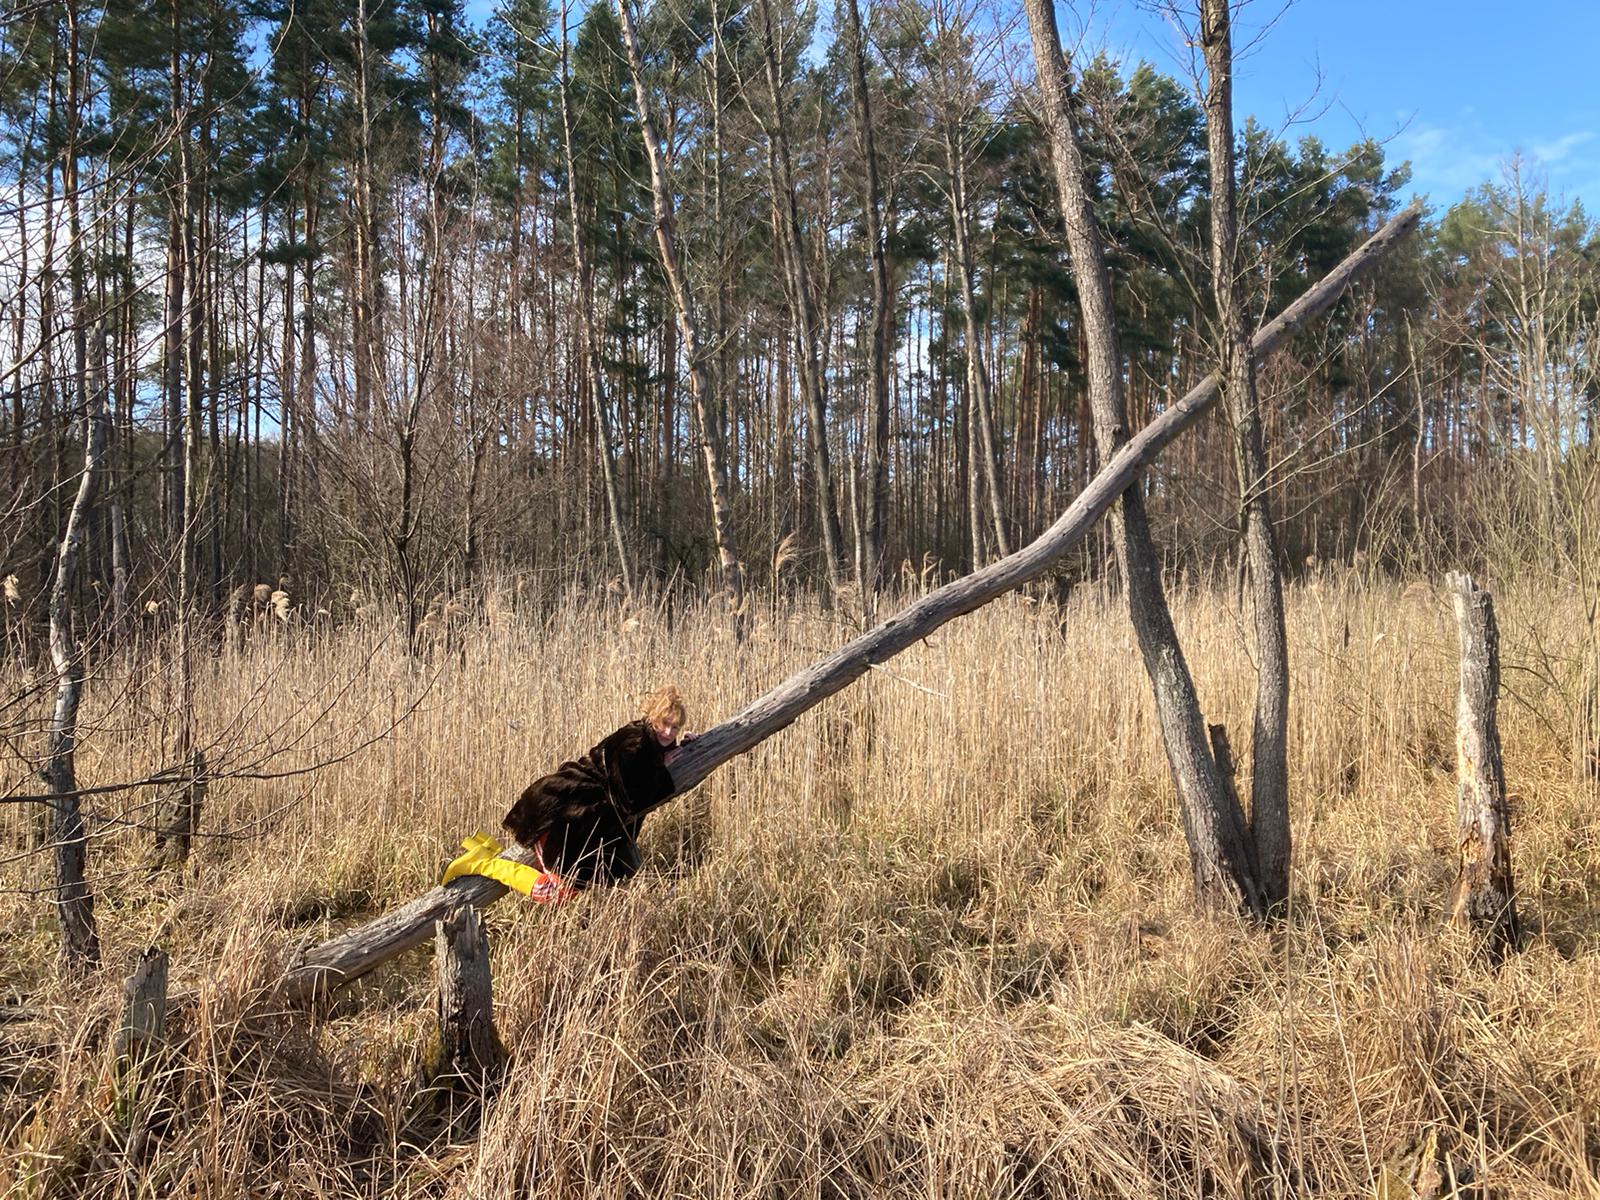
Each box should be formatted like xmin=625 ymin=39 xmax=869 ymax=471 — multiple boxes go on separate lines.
xmin=615 ymin=0 xmax=744 ymax=615
xmin=44 ymin=322 xmax=108 ymax=971
xmin=1023 ymin=0 xmax=1260 ymax=914
xmin=1200 ymin=0 xmax=1291 ymax=909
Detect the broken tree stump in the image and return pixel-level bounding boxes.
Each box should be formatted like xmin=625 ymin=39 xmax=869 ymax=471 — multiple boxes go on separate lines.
xmin=425 ymin=905 xmax=505 ymax=1087
xmin=273 ymin=204 xmax=1420 ymax=1006
xmin=117 ymin=945 xmax=169 ymax=1065
xmin=115 ymin=945 xmax=171 ymax=1161
xmin=153 ymin=748 xmax=208 ymax=870
xmin=1445 ymin=572 xmax=1520 ymax=957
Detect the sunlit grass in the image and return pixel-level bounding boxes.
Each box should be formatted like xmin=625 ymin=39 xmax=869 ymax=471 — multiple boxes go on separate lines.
xmin=2 ymin=573 xmax=1596 ymax=1197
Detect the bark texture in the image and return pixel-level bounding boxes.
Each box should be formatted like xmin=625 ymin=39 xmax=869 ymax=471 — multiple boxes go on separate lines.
xmin=1446 ymin=571 xmax=1519 ymax=957
xmin=154 ymin=748 xmax=207 ymax=869
xmin=428 ymin=905 xmax=505 ymax=1084
xmin=1200 ymin=0 xmax=1291 ymax=908
xmin=44 ymin=322 xmax=107 ymax=970
xmin=117 ymin=945 xmax=170 ymax=1064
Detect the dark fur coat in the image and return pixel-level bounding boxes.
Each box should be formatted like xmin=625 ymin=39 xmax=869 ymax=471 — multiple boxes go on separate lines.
xmin=502 ymin=720 xmax=677 ymax=885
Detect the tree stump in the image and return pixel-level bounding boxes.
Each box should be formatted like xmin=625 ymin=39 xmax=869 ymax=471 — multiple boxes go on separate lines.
xmin=1445 ymin=572 xmax=1520 ymax=957
xmin=153 ymin=748 xmax=207 ymax=870
xmin=117 ymin=945 xmax=169 ymax=1064
xmin=115 ymin=945 xmax=170 ymax=1159
xmin=426 ymin=904 xmax=505 ymax=1089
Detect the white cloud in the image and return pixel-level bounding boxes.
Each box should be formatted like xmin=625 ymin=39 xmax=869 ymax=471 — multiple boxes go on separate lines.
xmin=1390 ymin=122 xmax=1504 ymax=197
xmin=1531 ymin=130 xmax=1596 ymax=163
xmin=1385 ymin=119 xmax=1600 ymax=207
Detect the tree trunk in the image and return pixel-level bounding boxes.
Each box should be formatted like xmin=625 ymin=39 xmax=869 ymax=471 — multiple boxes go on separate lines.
xmin=943 ymin=126 xmax=1009 ymax=561
xmin=155 ymin=131 xmax=203 ymax=870
xmin=844 ymin=0 xmax=891 ymax=602
xmin=111 ymin=200 xmax=133 ymax=632
xmin=615 ymin=0 xmax=744 ymax=617
xmin=44 ymin=322 xmax=107 ymax=971
xmin=272 ymin=205 xmax=1419 ymax=1003
xmin=1200 ymin=0 xmax=1291 ymax=909
xmin=559 ymin=4 xmax=635 ymax=598
xmin=350 ymin=0 xmax=378 ymax=430
xmin=754 ymin=0 xmax=846 ymax=599
xmin=1024 ymin=0 xmax=1259 ymax=915
xmin=162 ymin=214 xmax=184 ymax=539
xmin=426 ymin=905 xmax=505 ymax=1086
xmin=1446 ymin=571 xmax=1519 ymax=957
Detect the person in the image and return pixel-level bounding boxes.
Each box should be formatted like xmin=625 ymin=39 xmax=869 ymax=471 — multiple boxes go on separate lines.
xmin=500 ymin=685 xmax=697 ymax=893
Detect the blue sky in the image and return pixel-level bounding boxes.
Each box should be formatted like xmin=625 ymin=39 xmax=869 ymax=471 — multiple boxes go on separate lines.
xmin=1077 ymin=0 xmax=1600 ymax=209
xmin=462 ymin=0 xmax=1598 ymax=211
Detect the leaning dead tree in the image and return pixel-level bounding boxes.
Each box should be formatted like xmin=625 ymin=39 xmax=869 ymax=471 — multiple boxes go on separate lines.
xmin=1446 ymin=572 xmax=1520 ymax=957
xmin=275 ymin=204 xmax=1419 ymax=1003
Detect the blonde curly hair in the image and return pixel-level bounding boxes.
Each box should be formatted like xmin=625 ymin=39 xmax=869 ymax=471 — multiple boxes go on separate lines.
xmin=642 ymin=685 xmax=687 ymax=728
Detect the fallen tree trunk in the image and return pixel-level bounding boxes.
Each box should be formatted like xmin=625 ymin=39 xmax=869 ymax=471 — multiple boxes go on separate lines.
xmin=274 ymin=204 xmax=1420 ymax=1003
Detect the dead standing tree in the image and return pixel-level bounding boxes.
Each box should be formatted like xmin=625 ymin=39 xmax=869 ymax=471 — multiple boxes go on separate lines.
xmin=1446 ymin=571 xmax=1520 ymax=957
xmin=275 ymin=205 xmax=1419 ymax=1003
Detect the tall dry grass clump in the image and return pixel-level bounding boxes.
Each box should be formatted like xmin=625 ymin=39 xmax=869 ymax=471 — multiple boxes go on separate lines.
xmin=2 ymin=574 xmax=1597 ymax=1197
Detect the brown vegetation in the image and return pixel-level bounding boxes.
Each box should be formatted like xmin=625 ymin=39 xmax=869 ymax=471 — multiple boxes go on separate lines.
xmin=3 ymin=578 xmax=1597 ymax=1196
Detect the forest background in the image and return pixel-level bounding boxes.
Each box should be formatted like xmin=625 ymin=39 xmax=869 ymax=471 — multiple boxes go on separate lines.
xmin=3 ymin=0 xmax=1595 ymax=617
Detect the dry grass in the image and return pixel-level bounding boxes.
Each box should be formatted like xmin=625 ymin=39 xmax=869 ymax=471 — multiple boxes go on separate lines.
xmin=2 ymin=574 xmax=1598 ymax=1198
